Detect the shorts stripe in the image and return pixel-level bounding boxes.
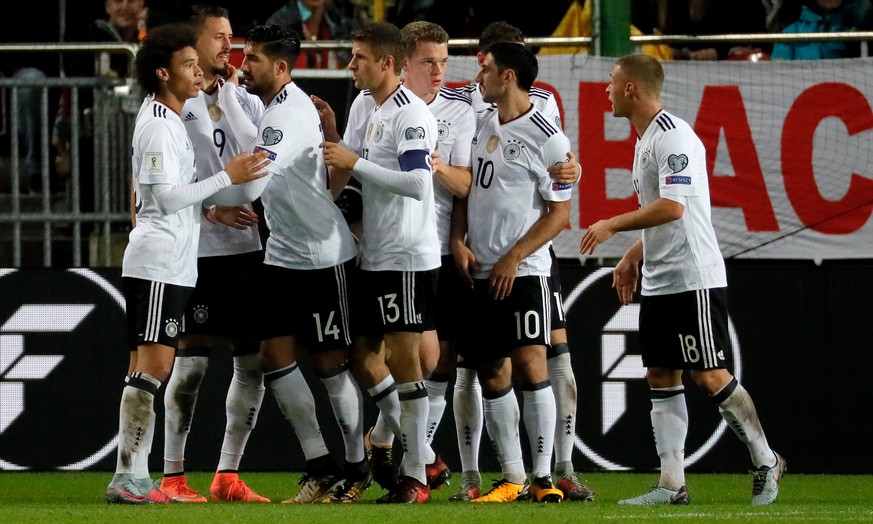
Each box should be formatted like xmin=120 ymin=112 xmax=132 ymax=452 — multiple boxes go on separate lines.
xmin=334 ymin=263 xmax=352 ymax=346
xmin=146 ymin=281 xmax=164 ymax=342
xmin=696 ymin=289 xmax=715 ymax=368
xmin=402 ymin=271 xmax=417 ymax=325
xmin=540 ymin=275 xmax=552 ymax=346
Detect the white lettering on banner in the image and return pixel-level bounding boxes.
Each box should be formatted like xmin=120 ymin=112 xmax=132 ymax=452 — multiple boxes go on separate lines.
xmin=447 ymin=56 xmax=873 ymax=260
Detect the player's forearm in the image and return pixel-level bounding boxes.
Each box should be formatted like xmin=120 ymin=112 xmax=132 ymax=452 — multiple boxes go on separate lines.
xmin=150 ymin=172 xmax=231 ymax=215
xmin=506 ymin=200 xmax=570 ymax=265
xmin=205 ymin=173 xmax=271 ymax=207
xmin=352 ymin=158 xmax=428 ymax=200
xmin=609 ymin=197 xmax=684 ymax=232
xmin=449 ymin=196 xmax=469 ymax=251
xmin=435 ymin=164 xmax=472 ymax=198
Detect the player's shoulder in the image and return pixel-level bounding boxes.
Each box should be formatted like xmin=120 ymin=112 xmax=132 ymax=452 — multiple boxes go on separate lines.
xmin=524 ymin=108 xmax=562 ymax=140
xmin=437 ymin=86 xmax=472 ymax=106
xmin=458 ymin=82 xmax=478 ymax=95
xmin=650 ymin=110 xmax=694 ymax=139
xmin=529 ymin=85 xmax=555 ymax=102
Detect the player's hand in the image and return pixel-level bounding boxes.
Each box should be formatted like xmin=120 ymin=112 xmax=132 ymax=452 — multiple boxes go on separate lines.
xmin=225 ymin=150 xmax=271 ymax=185
xmin=612 ymin=255 xmax=639 ymax=305
xmin=548 ymin=151 xmax=581 ymax=185
xmin=223 ymin=63 xmax=239 ymax=85
xmin=311 ymin=95 xmax=340 ymax=142
xmin=431 ymin=142 xmax=445 ymax=175
xmin=579 ymin=218 xmax=614 ymax=255
xmin=321 ymin=141 xmax=359 ymax=171
xmin=489 ymin=253 xmax=521 ymax=300
xmin=213 ymin=205 xmax=259 ymax=230
xmin=452 ymin=243 xmax=478 ymax=289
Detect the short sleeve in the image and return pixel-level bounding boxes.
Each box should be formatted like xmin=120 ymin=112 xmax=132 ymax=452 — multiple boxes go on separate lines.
xmin=657 ymin=127 xmax=701 ymax=198
xmin=538 ymin=132 xmax=573 ymax=203
xmin=137 ymin=119 xmax=180 ymax=185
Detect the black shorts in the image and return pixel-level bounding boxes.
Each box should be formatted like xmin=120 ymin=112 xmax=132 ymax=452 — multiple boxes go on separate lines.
xmin=549 ymin=246 xmax=566 ymax=332
xmin=639 ymin=287 xmax=731 ymax=370
xmin=457 ymin=275 xmax=551 ymax=364
xmin=352 ymin=268 xmax=438 ymax=336
xmin=435 ymin=255 xmax=473 ymax=342
xmin=123 ymin=277 xmax=192 ymax=350
xmin=185 ymin=250 xmax=263 ymax=338
xmin=255 ymin=259 xmax=355 ymax=351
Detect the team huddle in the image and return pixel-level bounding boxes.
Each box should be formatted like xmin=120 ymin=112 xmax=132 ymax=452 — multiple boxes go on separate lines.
xmin=106 ymin=3 xmax=785 ymax=508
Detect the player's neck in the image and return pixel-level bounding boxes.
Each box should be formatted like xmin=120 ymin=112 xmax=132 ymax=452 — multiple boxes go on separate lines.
xmin=370 ymin=76 xmax=402 ymax=107
xmin=632 ymin=102 xmax=663 ymax=137
xmin=201 ymin=73 xmax=220 ymax=95
xmin=496 ymin=88 xmax=532 ymax=123
xmin=154 ymin=92 xmax=184 ymax=115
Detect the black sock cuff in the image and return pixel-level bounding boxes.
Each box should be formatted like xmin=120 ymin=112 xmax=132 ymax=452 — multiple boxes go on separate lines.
xmin=710 ymin=376 xmax=739 ymax=404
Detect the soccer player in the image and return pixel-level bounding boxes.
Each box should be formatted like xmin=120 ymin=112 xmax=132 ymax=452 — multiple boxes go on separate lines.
xmin=158 ymin=4 xmax=269 ymax=504
xmin=580 ymin=54 xmax=785 ymax=506
xmin=452 ymin=42 xmax=571 ymax=504
xmin=105 ymin=23 xmax=269 ymax=505
xmin=213 ymin=22 xmax=369 ymax=504
xmin=319 ymin=21 xmax=439 ymax=504
xmin=354 ymin=20 xmax=475 ymax=494
xmin=454 ymin=19 xmax=593 ymax=503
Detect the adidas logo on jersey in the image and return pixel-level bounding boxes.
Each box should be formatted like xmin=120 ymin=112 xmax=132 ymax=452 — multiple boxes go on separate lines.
xmin=183 ymin=112 xmax=197 ymax=121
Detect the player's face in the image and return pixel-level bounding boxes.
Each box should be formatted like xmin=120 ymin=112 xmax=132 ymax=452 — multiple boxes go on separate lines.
xmin=348 ymin=41 xmax=384 ymax=90
xmin=195 ymin=16 xmax=233 ymax=77
xmin=240 ymin=43 xmax=281 ymax=100
xmin=165 ymin=46 xmax=203 ymax=101
xmin=403 ymin=41 xmax=448 ymax=97
xmin=478 ymin=52 xmax=504 ymax=104
xmin=607 ymin=64 xmax=630 ymax=118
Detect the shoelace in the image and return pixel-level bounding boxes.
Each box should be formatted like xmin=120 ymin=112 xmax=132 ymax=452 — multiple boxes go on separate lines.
xmin=750 ymin=468 xmax=768 ymax=494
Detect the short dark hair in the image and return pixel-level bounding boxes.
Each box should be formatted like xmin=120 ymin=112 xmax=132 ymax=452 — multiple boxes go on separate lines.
xmin=189 ymin=4 xmax=230 ymax=30
xmin=350 ymin=22 xmax=406 ymax=75
xmin=479 ymin=21 xmax=525 ymax=52
xmin=245 ymin=24 xmax=301 ymax=67
xmin=135 ymin=23 xmax=198 ymax=95
xmin=485 ymin=41 xmax=538 ymax=92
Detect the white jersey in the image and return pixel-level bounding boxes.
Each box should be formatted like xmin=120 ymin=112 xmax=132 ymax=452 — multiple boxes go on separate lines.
xmin=123 ymin=99 xmax=199 ymax=286
xmin=634 ymin=109 xmax=727 ymax=295
xmin=468 ymin=106 xmax=573 ymax=279
xmin=182 ymin=82 xmax=264 ymax=257
xmin=254 ymin=82 xmax=357 ymax=270
xmin=462 ymin=82 xmax=562 ymax=130
xmin=343 ymin=85 xmax=440 ymax=271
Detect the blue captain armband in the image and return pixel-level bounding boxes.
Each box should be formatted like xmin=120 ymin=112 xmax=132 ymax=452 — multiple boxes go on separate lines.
xmin=398 ymin=149 xmax=431 ymax=171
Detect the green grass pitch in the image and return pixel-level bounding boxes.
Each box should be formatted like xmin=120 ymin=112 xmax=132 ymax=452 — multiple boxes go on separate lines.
xmin=0 ymin=471 xmax=871 ymax=522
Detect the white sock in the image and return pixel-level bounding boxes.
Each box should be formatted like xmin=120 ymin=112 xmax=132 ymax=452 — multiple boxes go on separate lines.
xmin=135 ymin=408 xmax=156 ymax=485
xmin=216 ymin=353 xmax=265 ymax=471
xmin=116 ymin=372 xmax=160 ymax=476
xmin=716 ymin=379 xmax=776 ymax=469
xmin=163 ymin=355 xmax=208 ymax=475
xmin=367 ymin=376 xmax=401 ymax=444
xmin=372 ymin=411 xmax=394 ymax=447
xmin=266 ymin=363 xmax=329 ymax=461
xmin=547 ymin=351 xmax=577 ymax=466
xmin=424 ymin=378 xmax=448 ymax=464
xmin=651 ymin=386 xmax=688 ymax=489
xmin=397 ymin=381 xmax=428 ymax=484
xmin=522 ymin=383 xmax=557 ymax=479
xmin=483 ymin=388 xmax=525 ymax=485
xmin=453 ymin=366 xmax=482 ymax=474
xmin=320 ymin=367 xmax=365 ymax=464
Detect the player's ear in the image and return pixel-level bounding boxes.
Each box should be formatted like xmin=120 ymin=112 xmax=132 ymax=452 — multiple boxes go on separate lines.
xmin=155 ymin=67 xmax=170 ymax=82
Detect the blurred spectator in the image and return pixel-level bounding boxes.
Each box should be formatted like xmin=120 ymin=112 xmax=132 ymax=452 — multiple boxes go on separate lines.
xmin=0 ymin=7 xmax=61 ymax=193
xmin=652 ymin=0 xmax=771 ymax=60
xmin=771 ymin=0 xmax=871 ymax=59
xmin=54 ymin=0 xmax=146 ymax=204
xmin=265 ymin=0 xmax=355 ymax=68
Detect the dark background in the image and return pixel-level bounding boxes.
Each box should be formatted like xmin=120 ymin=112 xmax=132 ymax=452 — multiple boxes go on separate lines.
xmin=0 ymin=261 xmax=870 ymax=473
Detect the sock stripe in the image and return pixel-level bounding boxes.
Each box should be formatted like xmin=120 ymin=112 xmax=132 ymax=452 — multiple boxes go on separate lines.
xmin=264 ymin=362 xmax=299 ymax=383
